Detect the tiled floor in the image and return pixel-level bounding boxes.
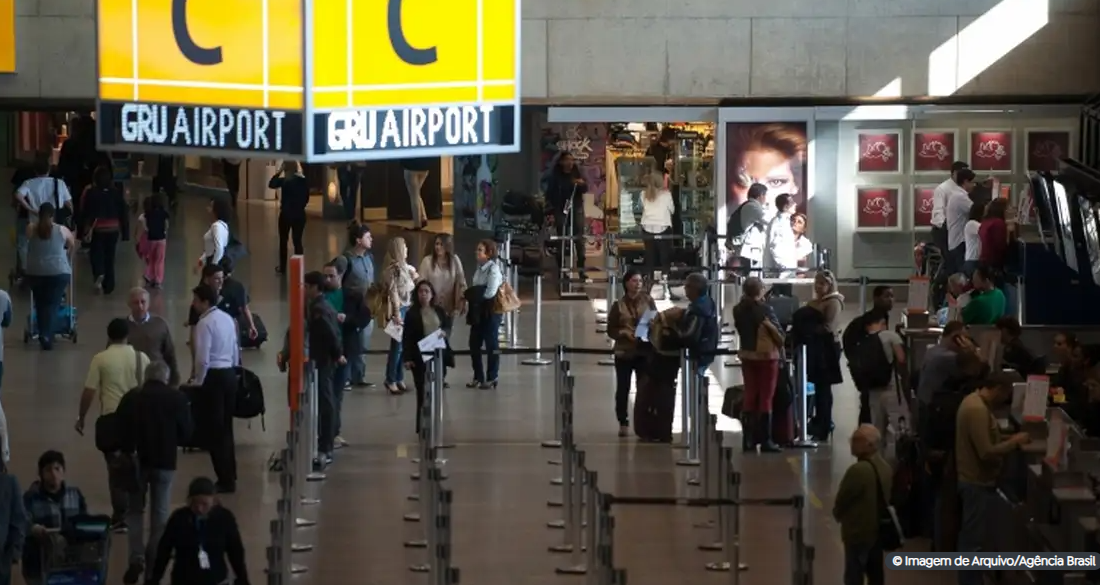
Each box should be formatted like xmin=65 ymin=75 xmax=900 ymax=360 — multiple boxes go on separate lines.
xmin=0 ymin=183 xmax=935 ymax=585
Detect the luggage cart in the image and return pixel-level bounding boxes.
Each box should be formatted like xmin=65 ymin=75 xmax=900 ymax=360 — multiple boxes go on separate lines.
xmin=40 ymin=516 xmax=112 ymax=585
xmin=24 ymin=272 xmax=78 ymax=344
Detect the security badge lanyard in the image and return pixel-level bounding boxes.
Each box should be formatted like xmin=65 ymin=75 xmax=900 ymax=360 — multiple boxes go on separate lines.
xmin=196 ymin=516 xmax=211 ymax=570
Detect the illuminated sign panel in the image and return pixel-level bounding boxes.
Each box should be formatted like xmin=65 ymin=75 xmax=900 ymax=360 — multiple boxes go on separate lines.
xmin=0 ymin=0 xmax=13 ymax=73
xmin=96 ymin=0 xmax=521 ymax=160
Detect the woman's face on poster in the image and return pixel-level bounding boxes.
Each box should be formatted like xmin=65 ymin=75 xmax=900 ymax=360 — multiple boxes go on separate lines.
xmin=731 ymin=148 xmax=800 ymax=210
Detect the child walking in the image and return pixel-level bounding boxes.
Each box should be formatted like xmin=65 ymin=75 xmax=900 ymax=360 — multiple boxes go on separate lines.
xmin=137 ymin=193 xmax=169 ymax=287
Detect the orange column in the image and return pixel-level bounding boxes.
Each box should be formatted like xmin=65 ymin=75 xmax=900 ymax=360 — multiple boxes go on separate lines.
xmin=288 ymin=255 xmax=304 ymax=413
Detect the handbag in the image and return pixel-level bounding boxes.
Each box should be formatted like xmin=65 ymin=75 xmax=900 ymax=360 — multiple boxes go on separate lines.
xmin=493 ymin=281 xmax=522 ymax=313
xmin=868 ymin=460 xmax=905 ymax=551
xmin=94 ymin=347 xmax=145 ymax=453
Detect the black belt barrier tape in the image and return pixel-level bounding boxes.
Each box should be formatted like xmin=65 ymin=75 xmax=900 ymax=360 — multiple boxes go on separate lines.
xmin=606 ymin=495 xmax=798 ymax=508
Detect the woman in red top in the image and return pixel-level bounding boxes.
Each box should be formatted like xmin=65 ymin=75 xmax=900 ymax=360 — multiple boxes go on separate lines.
xmin=978 ymin=198 xmax=1010 ymax=269
xmin=81 ymin=166 xmax=129 ymax=295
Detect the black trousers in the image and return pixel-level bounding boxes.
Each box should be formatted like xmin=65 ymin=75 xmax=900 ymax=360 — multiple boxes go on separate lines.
xmin=613 ymin=355 xmax=644 ymax=426
xmin=277 ymin=214 xmax=306 ymax=271
xmin=89 ymin=230 xmax=120 ymax=294
xmin=199 ymin=368 xmax=238 ymax=486
xmin=643 ymin=227 xmax=672 ymax=280
xmin=315 ymin=362 xmax=336 ymax=454
xmin=412 ymin=364 xmax=427 ymax=434
xmin=554 ymin=210 xmax=586 ymax=271
xmin=810 ymin=383 xmax=833 ymax=437
xmin=858 ymin=391 xmax=872 ymax=425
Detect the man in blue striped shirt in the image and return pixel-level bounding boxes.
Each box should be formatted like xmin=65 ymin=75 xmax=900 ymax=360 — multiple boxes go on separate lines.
xmin=191 ymin=283 xmax=240 ymax=494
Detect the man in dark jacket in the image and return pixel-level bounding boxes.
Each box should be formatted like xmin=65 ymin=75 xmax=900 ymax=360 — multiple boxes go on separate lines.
xmin=322 ymin=258 xmax=371 ymax=447
xmin=304 ymin=271 xmax=345 ymax=467
xmin=842 ymin=285 xmax=895 ymax=424
xmin=115 ymin=361 xmax=193 ymax=584
xmin=680 ymin=273 xmax=719 ymax=372
xmin=545 ymin=152 xmax=588 ymax=279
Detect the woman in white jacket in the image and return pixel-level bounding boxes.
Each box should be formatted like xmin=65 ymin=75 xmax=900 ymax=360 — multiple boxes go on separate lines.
xmin=764 ymin=194 xmax=813 ymax=295
xmin=640 ymin=171 xmax=675 ymax=295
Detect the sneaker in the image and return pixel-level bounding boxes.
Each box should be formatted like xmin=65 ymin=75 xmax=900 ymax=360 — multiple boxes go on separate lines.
xmin=94 ymin=275 xmax=104 ymax=294
xmin=111 ymin=520 xmax=128 ymax=533
xmin=123 ymin=561 xmax=144 ymax=584
xmin=334 ymin=436 xmax=348 ymax=449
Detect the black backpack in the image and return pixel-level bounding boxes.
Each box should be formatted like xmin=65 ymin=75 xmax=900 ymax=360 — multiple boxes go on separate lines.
xmin=847 ymin=331 xmax=894 ymax=391
xmin=726 ymin=202 xmax=749 ymax=241
xmin=234 ymin=367 xmax=266 ymax=427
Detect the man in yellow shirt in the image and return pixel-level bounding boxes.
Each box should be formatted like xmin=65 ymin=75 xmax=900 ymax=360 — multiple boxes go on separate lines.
xmin=76 ymin=318 xmax=150 ymax=531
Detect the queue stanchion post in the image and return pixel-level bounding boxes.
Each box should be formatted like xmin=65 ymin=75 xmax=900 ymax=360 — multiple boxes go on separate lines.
xmin=789 ymin=495 xmax=806 ymax=585
xmin=693 ymin=417 xmax=720 ymax=527
xmin=706 ymin=449 xmax=748 ymax=575
xmin=412 ymin=355 xmax=450 ymax=480
xmin=404 ymin=404 xmax=432 ymax=525
xmin=547 ymin=386 xmax=576 ymax=508
xmin=430 ymin=348 xmax=454 ymax=450
xmin=556 ymin=468 xmax=594 ymax=575
xmin=676 ymin=358 xmax=701 ymax=466
xmin=508 ymin=263 xmax=523 ymax=348
xmin=550 ymin=373 xmax=575 ymax=486
xmin=304 ymin=365 xmax=327 ymax=481
xmin=409 ymin=460 xmax=443 ymax=573
xmin=501 ymin=233 xmax=514 ymax=345
xmin=790 ymin=345 xmax=818 ymax=449
xmin=434 ymin=487 xmax=455 ymax=585
xmin=541 ymin=345 xmax=566 ymax=450
xmin=673 ymin=350 xmax=690 ymax=449
xmin=597 ymin=512 xmax=615 ymax=585
xmin=294 ymin=369 xmax=319 ymax=528
xmin=700 ymin=437 xmax=729 ymax=554
xmin=521 ymin=274 xmax=552 ymax=366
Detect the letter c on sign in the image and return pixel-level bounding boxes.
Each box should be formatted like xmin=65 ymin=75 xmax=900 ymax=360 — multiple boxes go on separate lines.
xmin=172 ymin=0 xmax=223 ymax=66
xmin=387 ymin=0 xmax=437 ymax=66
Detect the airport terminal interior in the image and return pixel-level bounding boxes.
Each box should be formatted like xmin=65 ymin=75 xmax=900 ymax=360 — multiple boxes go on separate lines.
xmin=0 ymin=177 xmax=944 ymax=585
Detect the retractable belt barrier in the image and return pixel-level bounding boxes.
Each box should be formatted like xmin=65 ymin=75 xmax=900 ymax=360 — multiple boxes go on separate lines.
xmin=834 ymin=276 xmax=911 ymax=314
xmin=546 ymin=358 xmax=816 ymax=585
xmin=402 ymin=348 xmax=461 ymax=585
xmin=265 ymin=363 xmax=324 ymax=581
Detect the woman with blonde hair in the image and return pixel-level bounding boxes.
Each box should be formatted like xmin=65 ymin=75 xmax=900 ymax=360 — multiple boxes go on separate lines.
xmin=804 ymin=270 xmax=845 ymax=440
xmin=269 ymin=160 xmax=311 ymax=274
xmin=419 ymin=233 xmax=467 ymax=315
xmin=381 ymin=237 xmax=418 ymax=394
xmin=640 ymin=170 xmax=675 ymax=294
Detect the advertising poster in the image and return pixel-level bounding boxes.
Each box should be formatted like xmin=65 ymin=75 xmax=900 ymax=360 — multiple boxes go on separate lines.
xmin=857 ymin=131 xmax=902 ymax=174
xmin=1026 ymin=130 xmax=1071 ymax=172
xmin=855 ymin=186 xmax=901 ymax=231
xmin=969 ymin=130 xmax=1014 ymax=173
xmin=455 ymin=155 xmax=499 ymax=231
xmin=912 ymin=131 xmax=957 ymax=173
xmin=726 ymin=122 xmax=809 ymax=216
xmin=539 ymin=123 xmax=609 ymax=254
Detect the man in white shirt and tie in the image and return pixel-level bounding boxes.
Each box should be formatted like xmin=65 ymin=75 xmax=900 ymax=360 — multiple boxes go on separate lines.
xmin=931 ymin=161 xmax=970 ymax=253
xmin=190 ymin=283 xmax=240 ymax=494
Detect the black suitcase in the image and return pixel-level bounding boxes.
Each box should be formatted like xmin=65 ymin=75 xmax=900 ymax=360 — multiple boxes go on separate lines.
xmin=240 ymin=313 xmax=268 ymax=348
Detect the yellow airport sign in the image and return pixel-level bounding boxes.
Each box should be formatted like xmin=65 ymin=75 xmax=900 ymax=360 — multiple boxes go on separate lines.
xmin=97 ymin=0 xmax=303 ymax=110
xmin=310 ymin=0 xmax=517 ymax=111
xmin=95 ymin=0 xmax=521 ymax=161
xmin=0 ymin=0 xmax=13 ymax=73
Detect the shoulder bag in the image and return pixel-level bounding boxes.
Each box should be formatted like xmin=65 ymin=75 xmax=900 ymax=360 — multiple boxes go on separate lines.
xmin=492 ymin=261 xmax=521 ymax=314
xmin=868 ymin=460 xmax=904 ymax=551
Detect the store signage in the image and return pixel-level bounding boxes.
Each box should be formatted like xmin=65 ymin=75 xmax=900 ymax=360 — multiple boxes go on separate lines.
xmin=556 ymin=127 xmax=592 ymax=160
xmin=320 ymin=104 xmax=501 ymax=155
xmin=97 ymin=102 xmax=304 ymax=156
xmin=0 ymin=0 xmax=13 ymax=73
xmin=95 ymin=0 xmax=520 ymax=160
xmin=912 ymin=186 xmax=936 ymax=228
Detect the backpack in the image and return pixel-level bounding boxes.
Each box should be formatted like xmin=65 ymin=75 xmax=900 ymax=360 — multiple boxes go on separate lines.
xmin=234 ymin=367 xmax=266 ymax=427
xmin=847 ymin=331 xmax=894 ymax=391
xmin=726 ymin=202 xmax=748 ymax=243
xmin=649 ymin=310 xmax=683 ymax=356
